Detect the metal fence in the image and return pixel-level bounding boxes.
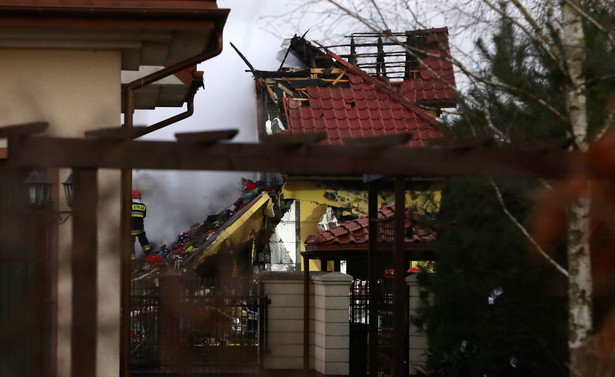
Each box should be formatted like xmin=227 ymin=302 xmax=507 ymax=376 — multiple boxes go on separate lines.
xmin=130 ymin=276 xmax=267 ymax=376
xmin=349 ymin=278 xmax=402 ymax=377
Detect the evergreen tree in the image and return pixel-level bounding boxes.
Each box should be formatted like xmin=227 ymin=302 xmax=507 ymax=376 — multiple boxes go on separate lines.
xmin=415 ymin=177 xmax=568 ymax=377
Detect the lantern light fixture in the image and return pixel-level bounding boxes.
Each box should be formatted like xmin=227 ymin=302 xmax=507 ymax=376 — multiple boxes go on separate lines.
xmin=23 ymin=170 xmax=74 ymax=223
xmin=23 ymin=170 xmax=52 ymax=208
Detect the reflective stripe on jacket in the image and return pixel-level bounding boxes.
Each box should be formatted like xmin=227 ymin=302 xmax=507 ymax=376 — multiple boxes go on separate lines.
xmin=132 ymin=202 xmax=146 ymax=231
xmin=132 ymin=203 xmax=146 ymax=218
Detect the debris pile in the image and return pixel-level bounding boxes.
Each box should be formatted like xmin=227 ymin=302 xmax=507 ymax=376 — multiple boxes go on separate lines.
xmin=132 ymin=179 xmax=281 ymax=280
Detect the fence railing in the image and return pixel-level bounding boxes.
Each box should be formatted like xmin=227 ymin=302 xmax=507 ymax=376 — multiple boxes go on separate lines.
xmin=130 ymin=276 xmax=267 ymax=376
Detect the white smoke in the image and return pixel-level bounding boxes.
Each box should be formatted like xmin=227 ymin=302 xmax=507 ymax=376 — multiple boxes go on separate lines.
xmin=131 ymin=0 xmax=295 ymax=246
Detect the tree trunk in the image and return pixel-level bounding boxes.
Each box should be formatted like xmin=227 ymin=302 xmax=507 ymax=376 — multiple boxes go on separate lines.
xmin=561 ymin=0 xmax=593 ymax=374
xmin=567 ymin=197 xmax=593 ymax=372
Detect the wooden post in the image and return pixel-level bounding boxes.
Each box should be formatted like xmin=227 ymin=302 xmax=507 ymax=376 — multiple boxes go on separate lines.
xmin=303 ymin=254 xmax=310 ymax=376
xmin=120 ymin=168 xmax=132 ymax=377
xmin=393 ymin=176 xmax=407 ymax=377
xmin=34 ymin=211 xmax=50 ymax=377
xmin=71 ymin=168 xmax=98 ymax=377
xmin=368 ymin=180 xmax=379 ymax=377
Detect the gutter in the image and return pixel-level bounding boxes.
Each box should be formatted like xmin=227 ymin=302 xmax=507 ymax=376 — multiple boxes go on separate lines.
xmin=123 ymin=30 xmax=224 ymax=128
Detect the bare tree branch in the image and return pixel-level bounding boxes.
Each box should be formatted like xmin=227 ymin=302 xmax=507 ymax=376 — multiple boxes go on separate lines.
xmin=489 ymin=177 xmax=569 ymax=277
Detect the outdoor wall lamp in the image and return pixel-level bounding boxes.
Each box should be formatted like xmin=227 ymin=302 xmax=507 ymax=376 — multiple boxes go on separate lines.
xmin=23 ymin=169 xmax=73 ymax=223
xmin=23 ymin=169 xmax=52 ymax=208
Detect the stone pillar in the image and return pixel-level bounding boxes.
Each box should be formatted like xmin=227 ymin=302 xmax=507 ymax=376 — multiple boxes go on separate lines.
xmin=407 ymin=274 xmax=428 ymax=374
xmin=312 ymin=272 xmax=352 ymax=376
xmin=258 ymin=271 xmax=307 ymax=370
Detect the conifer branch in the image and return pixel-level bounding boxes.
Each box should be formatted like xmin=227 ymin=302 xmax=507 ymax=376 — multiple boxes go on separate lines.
xmin=484 ymin=0 xmax=568 ymax=78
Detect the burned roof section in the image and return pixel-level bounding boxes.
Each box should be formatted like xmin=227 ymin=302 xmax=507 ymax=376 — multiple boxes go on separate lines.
xmin=253 ymin=28 xmax=457 ymax=146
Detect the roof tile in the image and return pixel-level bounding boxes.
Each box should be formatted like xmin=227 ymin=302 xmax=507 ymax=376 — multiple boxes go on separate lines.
xmin=320 ymin=89 xmax=332 ymax=100
xmin=310 ymin=98 xmax=323 ymax=110
xmin=357 ymin=108 xmax=370 ymax=120
xmin=349 ymin=74 xmax=363 ymax=85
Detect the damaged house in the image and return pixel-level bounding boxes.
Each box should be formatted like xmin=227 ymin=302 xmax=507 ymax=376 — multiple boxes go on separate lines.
xmin=251 ymin=29 xmax=457 ymax=274
xmin=163 ymin=29 xmax=456 ymax=280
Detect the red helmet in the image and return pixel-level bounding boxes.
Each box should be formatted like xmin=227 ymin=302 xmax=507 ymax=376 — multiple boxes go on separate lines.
xmin=132 ymin=189 xmax=142 ymax=199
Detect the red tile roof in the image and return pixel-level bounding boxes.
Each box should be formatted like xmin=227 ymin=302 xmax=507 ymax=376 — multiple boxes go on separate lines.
xmin=283 ymin=70 xmax=446 ymax=146
xmin=280 ymin=30 xmax=455 ymax=146
xmin=305 ymin=204 xmax=435 ymax=246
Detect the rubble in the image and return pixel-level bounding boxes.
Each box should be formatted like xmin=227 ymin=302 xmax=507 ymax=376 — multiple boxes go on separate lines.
xmin=132 ymin=179 xmax=281 ymax=281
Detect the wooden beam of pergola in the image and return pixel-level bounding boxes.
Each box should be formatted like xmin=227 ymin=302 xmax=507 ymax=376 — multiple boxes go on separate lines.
xmin=1 ymin=122 xmax=577 ymax=377
xmin=6 ymin=134 xmax=574 ymax=178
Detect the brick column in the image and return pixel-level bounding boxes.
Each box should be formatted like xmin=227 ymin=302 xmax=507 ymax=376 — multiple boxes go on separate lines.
xmin=312 ymin=272 xmax=352 ymax=376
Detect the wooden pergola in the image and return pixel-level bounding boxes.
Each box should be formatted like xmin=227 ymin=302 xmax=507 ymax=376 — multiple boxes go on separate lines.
xmin=1 ymin=122 xmax=574 ymax=377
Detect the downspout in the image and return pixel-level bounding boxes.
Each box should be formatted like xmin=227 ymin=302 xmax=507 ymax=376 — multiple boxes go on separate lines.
xmin=137 ymin=85 xmax=197 ymax=139
xmin=123 ymin=30 xmax=224 ymax=128
xmin=119 ymin=32 xmax=224 ymax=377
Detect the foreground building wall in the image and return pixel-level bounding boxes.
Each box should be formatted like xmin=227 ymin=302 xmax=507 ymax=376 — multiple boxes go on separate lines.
xmin=0 ymin=2 xmax=229 ymax=376
xmin=0 ymin=47 xmax=122 ymax=376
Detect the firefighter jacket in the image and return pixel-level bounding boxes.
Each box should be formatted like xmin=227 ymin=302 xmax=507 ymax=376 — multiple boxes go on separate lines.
xmin=131 ymin=200 xmax=146 ymax=232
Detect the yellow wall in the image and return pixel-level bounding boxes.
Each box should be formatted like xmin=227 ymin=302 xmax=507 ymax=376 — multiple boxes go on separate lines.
xmin=283 ymin=180 xmax=442 ymax=217
xmin=284 ymin=180 xmax=442 ymax=272
xmin=0 ymin=48 xmax=122 ymax=377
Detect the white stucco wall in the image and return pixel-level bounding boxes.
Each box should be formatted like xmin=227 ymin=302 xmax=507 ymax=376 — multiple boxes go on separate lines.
xmin=269 ymin=200 xmax=298 ymax=271
xmin=0 ymin=48 xmax=122 ymax=377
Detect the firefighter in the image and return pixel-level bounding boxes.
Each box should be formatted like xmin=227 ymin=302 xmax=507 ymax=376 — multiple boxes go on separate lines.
xmin=131 ymin=189 xmax=152 ymax=258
